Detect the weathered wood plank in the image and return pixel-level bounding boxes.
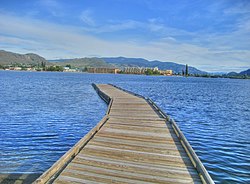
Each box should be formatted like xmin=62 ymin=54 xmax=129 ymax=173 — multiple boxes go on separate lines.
xmin=107 ymin=118 xmax=167 ymax=127
xmin=108 ymin=114 xmax=160 ymax=118
xmin=63 ymin=164 xmax=201 ymax=184
xmin=91 ymin=136 xmax=185 ymax=150
xmin=75 ymin=154 xmax=199 ymax=174
xmin=54 ymin=175 xmax=101 ymax=184
xmin=107 ymin=116 xmax=165 ymax=121
xmin=95 ymin=131 xmax=181 ymax=144
xmin=79 ymin=146 xmax=193 ymax=167
xmin=84 ymin=144 xmax=190 ymax=161
xmin=99 ymin=127 xmax=178 ymax=139
xmin=103 ymin=123 xmax=175 ymax=133
xmin=71 ymin=156 xmax=200 ymax=180
xmin=88 ymin=140 xmax=186 ymax=156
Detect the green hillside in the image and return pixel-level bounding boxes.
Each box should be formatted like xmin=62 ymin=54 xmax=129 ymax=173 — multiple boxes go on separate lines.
xmin=0 ymin=50 xmax=48 ymax=66
xmin=50 ymin=58 xmax=114 ymax=69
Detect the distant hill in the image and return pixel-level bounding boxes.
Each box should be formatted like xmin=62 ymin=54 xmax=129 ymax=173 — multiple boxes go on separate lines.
xmin=239 ymin=69 xmax=250 ymax=76
xmin=49 ymin=58 xmax=114 ymax=69
xmin=0 ymin=50 xmax=48 ymax=65
xmin=227 ymin=69 xmax=250 ymax=76
xmin=224 ymin=69 xmax=250 ymax=79
xmin=227 ymin=72 xmax=239 ymax=76
xmin=102 ymin=57 xmax=206 ymax=74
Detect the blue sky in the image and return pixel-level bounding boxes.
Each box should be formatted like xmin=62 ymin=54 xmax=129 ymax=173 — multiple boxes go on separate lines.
xmin=0 ymin=0 xmax=249 ymax=72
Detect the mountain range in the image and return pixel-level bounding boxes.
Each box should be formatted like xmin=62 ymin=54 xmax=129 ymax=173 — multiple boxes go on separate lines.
xmin=0 ymin=50 xmax=249 ymax=76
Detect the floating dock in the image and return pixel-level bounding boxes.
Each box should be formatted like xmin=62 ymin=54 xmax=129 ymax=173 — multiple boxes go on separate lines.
xmin=34 ymin=84 xmax=213 ymax=184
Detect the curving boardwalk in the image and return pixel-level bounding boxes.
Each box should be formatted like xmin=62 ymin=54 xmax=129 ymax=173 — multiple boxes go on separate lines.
xmin=34 ymin=84 xmax=213 ymax=184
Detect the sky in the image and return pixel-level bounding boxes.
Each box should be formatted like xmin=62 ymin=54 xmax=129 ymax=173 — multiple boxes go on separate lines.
xmin=0 ymin=0 xmax=250 ymax=72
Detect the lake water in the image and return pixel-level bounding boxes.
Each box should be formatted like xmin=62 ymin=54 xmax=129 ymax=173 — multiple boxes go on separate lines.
xmin=0 ymin=71 xmax=249 ymax=183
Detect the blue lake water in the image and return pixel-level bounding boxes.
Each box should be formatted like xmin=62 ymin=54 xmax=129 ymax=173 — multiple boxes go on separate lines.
xmin=0 ymin=71 xmax=249 ymax=183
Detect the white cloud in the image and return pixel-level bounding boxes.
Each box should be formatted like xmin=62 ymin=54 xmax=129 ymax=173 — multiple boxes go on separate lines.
xmin=81 ymin=20 xmax=141 ymax=33
xmin=80 ymin=18 xmax=193 ymax=41
xmin=0 ymin=12 xmax=249 ymax=72
xmin=80 ymin=9 xmax=95 ymax=26
xmin=38 ymin=0 xmax=64 ymax=17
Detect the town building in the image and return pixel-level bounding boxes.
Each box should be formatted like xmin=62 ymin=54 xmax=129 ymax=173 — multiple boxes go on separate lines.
xmin=123 ymin=67 xmax=159 ymax=74
xmin=87 ymin=67 xmax=120 ymax=74
xmin=160 ymin=70 xmax=173 ymax=76
xmin=63 ymin=67 xmax=78 ymax=72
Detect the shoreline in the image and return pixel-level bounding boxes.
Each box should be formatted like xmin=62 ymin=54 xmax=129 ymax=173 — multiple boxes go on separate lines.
xmin=1 ymin=69 xmax=249 ymax=79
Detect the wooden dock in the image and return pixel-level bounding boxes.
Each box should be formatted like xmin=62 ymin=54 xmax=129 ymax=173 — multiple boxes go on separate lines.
xmin=34 ymin=84 xmax=213 ymax=184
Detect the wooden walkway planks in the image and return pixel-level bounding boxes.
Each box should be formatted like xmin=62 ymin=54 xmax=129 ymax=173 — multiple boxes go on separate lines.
xmin=34 ymin=84 xmax=213 ymax=184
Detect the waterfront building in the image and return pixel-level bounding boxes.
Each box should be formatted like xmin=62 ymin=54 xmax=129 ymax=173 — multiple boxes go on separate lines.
xmin=87 ymin=67 xmax=120 ymax=74
xmin=160 ymin=70 xmax=173 ymax=76
xmin=123 ymin=67 xmax=149 ymax=74
xmin=63 ymin=67 xmax=77 ymax=72
xmin=123 ymin=67 xmax=160 ymax=74
xmin=13 ymin=67 xmax=22 ymax=70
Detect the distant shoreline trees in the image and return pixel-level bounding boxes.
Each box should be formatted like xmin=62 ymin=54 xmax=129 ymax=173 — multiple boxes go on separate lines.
xmin=46 ymin=65 xmax=64 ymax=72
xmin=145 ymin=68 xmax=161 ymax=75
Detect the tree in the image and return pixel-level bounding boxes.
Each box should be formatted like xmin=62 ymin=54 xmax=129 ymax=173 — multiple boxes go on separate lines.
xmin=46 ymin=65 xmax=64 ymax=72
xmin=145 ymin=69 xmax=153 ymax=75
xmin=153 ymin=70 xmax=160 ymax=75
xmin=145 ymin=69 xmax=160 ymax=75
xmin=82 ymin=66 xmax=88 ymax=72
xmin=65 ymin=64 xmax=71 ymax=69
xmin=185 ymin=64 xmax=188 ymax=77
xmin=41 ymin=61 xmax=46 ymax=71
xmin=55 ymin=66 xmax=64 ymax=71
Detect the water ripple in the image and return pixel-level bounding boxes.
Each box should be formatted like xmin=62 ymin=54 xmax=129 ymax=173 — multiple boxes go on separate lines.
xmin=0 ymin=72 xmax=249 ymax=183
